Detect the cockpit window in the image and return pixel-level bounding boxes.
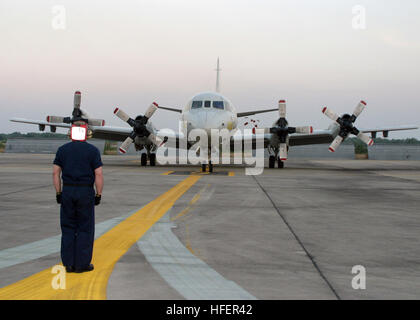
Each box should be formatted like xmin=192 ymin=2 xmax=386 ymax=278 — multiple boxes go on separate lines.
xmin=191 ymin=101 xmax=202 ymax=109
xmin=213 ymin=101 xmax=224 ymax=110
xmin=204 ymin=100 xmax=211 ymax=108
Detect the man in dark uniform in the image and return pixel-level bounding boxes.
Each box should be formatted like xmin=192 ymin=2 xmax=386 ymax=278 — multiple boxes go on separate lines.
xmin=52 ymin=122 xmax=104 ymax=273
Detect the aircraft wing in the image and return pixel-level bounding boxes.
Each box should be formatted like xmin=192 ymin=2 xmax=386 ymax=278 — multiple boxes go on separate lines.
xmin=10 ymin=117 xmax=184 ymax=144
xmin=287 ymin=125 xmax=418 ymax=146
xmin=231 ymin=129 xmax=334 ymax=148
xmin=359 ymin=125 xmax=418 ymax=137
xmin=11 ymin=118 xmax=72 ymax=130
xmin=157 ymin=106 xmax=182 ymax=113
xmin=11 ymin=117 xmax=132 ymax=142
xmin=279 ymin=125 xmax=418 ymax=146
xmin=233 ymin=125 xmax=418 ymax=148
xmin=93 ymin=126 xmax=184 ymax=143
xmin=288 ymin=129 xmax=334 ymax=146
xmin=237 ymin=108 xmax=278 ymax=117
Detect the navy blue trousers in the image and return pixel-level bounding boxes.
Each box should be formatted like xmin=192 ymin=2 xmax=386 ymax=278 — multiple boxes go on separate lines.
xmin=60 ymin=186 xmax=95 ymax=269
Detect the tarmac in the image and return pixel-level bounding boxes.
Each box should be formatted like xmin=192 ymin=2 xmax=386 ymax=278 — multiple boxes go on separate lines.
xmin=0 ymin=153 xmax=420 ymax=299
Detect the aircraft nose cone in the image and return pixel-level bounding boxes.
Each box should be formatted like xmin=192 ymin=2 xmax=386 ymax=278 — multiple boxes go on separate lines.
xmin=187 ymin=110 xmax=228 ymax=133
xmin=188 ymin=112 xmax=207 ymax=131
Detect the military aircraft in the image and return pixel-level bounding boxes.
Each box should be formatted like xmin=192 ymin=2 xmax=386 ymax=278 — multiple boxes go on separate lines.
xmin=10 ymin=59 xmax=418 ymax=171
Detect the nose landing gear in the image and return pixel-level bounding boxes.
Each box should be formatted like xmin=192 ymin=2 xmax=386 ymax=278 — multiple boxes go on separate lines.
xmin=268 ymin=155 xmax=284 ymax=169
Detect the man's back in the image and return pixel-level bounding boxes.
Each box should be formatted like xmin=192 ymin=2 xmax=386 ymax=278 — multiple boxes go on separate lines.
xmin=54 ymin=141 xmax=102 ymax=185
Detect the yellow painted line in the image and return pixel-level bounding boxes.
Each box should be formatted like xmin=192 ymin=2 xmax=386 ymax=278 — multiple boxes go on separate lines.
xmin=170 ymin=184 xmax=210 ymax=222
xmin=171 ymin=207 xmax=192 ymax=222
xmin=0 ymin=175 xmax=201 ymax=300
xmin=185 ymin=223 xmax=195 ymax=255
xmin=161 ymin=171 xmax=174 ymax=175
xmin=189 ymin=193 xmax=201 ymax=205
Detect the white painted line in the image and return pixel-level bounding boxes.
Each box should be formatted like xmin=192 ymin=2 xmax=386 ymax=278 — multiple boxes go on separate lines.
xmin=0 ymin=213 xmax=132 ymax=269
xmin=137 ymin=213 xmax=256 ymax=300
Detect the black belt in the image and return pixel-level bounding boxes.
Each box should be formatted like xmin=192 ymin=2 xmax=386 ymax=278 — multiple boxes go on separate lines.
xmin=63 ymin=183 xmax=93 ymax=187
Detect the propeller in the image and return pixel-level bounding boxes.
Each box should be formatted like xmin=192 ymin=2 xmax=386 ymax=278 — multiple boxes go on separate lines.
xmin=113 ymin=102 xmax=162 ymax=154
xmin=265 ymin=100 xmax=313 ymax=161
xmin=46 ymin=91 xmax=105 ymax=126
xmin=322 ymin=100 xmax=374 ymax=152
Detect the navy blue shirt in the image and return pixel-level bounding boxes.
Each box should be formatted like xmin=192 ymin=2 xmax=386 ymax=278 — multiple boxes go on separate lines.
xmin=54 ymin=141 xmax=103 ymax=185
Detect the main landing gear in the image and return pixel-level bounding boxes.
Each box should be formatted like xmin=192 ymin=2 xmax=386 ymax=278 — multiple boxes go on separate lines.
xmin=141 ymin=153 xmax=156 ymax=166
xmin=269 ymin=156 xmax=284 ymax=169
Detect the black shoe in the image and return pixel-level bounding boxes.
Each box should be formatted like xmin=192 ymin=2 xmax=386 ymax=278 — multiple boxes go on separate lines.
xmin=65 ymin=266 xmax=75 ymax=273
xmin=75 ymin=264 xmax=94 ymax=273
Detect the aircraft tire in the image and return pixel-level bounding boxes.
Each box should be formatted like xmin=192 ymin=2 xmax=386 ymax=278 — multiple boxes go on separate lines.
xmin=269 ymin=156 xmax=275 ymax=168
xmin=141 ymin=153 xmax=147 ymax=166
xmin=149 ymin=153 xmax=156 ymax=166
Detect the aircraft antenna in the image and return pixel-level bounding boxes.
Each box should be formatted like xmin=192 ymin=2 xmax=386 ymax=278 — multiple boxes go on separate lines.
xmin=215 ymin=57 xmax=221 ymax=93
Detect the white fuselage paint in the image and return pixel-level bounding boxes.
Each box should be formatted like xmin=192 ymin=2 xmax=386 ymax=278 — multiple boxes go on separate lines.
xmin=181 ymin=91 xmax=238 ymax=139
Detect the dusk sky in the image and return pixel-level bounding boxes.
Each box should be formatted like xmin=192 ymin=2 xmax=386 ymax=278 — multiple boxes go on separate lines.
xmin=1 ymin=0 xmax=419 ymax=138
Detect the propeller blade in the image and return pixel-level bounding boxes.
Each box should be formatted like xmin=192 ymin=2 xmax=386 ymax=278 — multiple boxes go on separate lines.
xmin=295 ymin=126 xmax=313 ymax=134
xmin=87 ymin=118 xmax=106 ymax=126
xmin=145 ymin=102 xmax=158 ymax=119
xmin=279 ymin=143 xmax=288 ymax=161
xmin=119 ymin=136 xmax=134 ymax=154
xmin=278 ymin=100 xmax=286 ymax=118
xmin=329 ymin=135 xmax=344 ymax=152
xmin=322 ymin=107 xmax=339 ymax=122
xmin=46 ymin=116 xmax=65 ymax=123
xmin=148 ymin=133 xmax=163 ymax=147
xmin=352 ymin=100 xmax=367 ymax=120
xmin=357 ymin=132 xmax=374 ymax=146
xmin=74 ymin=91 xmax=81 ymax=109
xmin=80 ymin=109 xmax=90 ymax=118
xmin=113 ymin=108 xmax=131 ymax=123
